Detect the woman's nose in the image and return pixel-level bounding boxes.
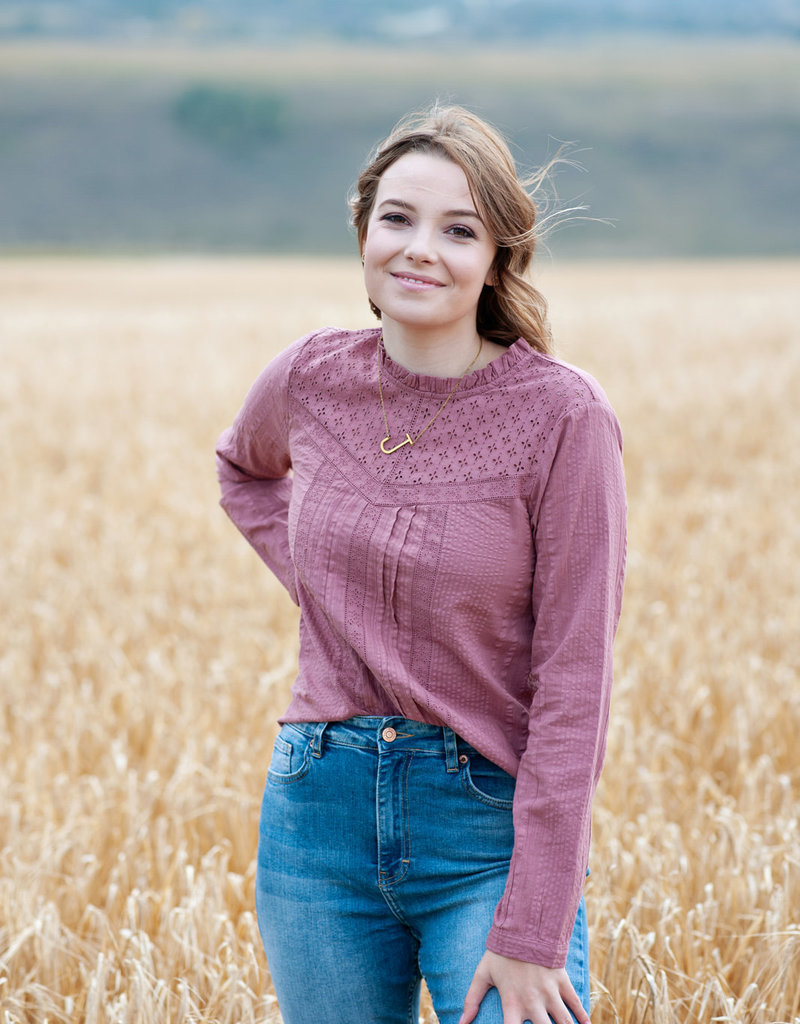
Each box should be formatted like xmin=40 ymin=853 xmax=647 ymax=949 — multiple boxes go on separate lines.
xmin=404 ymin=227 xmax=436 ymax=263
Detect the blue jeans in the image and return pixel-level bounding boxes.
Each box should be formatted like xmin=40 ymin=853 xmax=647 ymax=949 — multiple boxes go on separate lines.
xmin=255 ymin=716 xmax=590 ymax=1024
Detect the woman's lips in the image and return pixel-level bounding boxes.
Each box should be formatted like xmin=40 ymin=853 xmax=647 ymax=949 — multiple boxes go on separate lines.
xmin=391 ymin=271 xmax=444 ymax=291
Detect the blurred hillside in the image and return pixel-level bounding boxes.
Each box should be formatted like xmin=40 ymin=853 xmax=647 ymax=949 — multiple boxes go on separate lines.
xmin=1 ymin=0 xmax=798 ymax=43
xmin=0 ymin=40 xmax=798 ymax=258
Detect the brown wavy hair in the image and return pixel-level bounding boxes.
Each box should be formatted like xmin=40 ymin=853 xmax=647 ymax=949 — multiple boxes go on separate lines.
xmin=350 ymin=104 xmax=552 ymax=354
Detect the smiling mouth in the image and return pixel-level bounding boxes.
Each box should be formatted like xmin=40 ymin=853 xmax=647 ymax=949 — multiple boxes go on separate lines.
xmin=392 ymin=272 xmax=444 ymax=288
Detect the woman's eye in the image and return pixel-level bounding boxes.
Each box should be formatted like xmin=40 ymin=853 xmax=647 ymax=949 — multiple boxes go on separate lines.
xmin=382 ymin=213 xmax=408 ymax=225
xmin=449 ymin=225 xmax=476 ymax=239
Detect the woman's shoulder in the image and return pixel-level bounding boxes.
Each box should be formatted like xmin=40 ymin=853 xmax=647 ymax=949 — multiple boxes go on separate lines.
xmin=282 ymin=326 xmax=377 ymax=385
xmin=513 ymin=344 xmax=618 ymax=421
xmin=256 ymin=326 xmax=376 ymax=392
xmin=289 ymin=326 xmax=377 ymax=362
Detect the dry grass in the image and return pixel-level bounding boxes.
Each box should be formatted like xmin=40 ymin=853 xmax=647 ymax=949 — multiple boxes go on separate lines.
xmin=1 ymin=256 xmax=798 ymax=1023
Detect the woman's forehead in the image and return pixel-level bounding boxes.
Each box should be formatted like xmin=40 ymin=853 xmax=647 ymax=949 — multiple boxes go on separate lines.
xmin=375 ymin=152 xmax=476 ymax=209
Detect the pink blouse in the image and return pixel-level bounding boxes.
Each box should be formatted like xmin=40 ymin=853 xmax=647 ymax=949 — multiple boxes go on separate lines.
xmin=216 ymin=327 xmax=626 ymax=968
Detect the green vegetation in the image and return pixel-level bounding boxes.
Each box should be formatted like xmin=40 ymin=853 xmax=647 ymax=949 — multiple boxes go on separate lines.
xmin=172 ymin=84 xmax=285 ymax=157
xmin=0 ymin=41 xmax=798 ymax=257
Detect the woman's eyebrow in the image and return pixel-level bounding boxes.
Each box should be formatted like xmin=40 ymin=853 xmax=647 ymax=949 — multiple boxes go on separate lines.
xmin=377 ymin=198 xmax=482 ymax=220
xmin=445 ymin=209 xmax=482 ymax=220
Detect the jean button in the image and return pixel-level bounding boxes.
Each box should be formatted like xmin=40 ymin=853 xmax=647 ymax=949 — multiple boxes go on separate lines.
xmin=382 ymin=727 xmax=397 ymax=742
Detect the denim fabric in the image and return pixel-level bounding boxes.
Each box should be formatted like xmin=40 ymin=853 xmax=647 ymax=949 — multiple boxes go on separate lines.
xmin=255 ymin=717 xmax=590 ymax=1024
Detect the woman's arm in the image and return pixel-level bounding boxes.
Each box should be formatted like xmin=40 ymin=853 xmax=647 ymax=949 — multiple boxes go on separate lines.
xmin=465 ymin=397 xmax=626 ymax=1015
xmin=215 ymin=339 xmax=305 ymax=603
xmin=489 ymin=399 xmax=626 ymax=963
xmin=474 ymin=398 xmax=626 ymax=1022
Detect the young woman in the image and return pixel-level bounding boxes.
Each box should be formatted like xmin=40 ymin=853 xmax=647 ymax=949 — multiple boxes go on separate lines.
xmin=216 ymin=105 xmax=626 ymax=1024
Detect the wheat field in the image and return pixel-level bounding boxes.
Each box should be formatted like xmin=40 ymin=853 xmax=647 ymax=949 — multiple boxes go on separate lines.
xmin=1 ymin=257 xmax=798 ymax=1023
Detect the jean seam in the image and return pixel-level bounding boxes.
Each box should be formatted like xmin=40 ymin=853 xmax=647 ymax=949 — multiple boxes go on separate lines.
xmin=405 ymin=962 xmax=422 ymax=1024
xmin=266 ymin=767 xmax=310 ymax=785
xmin=459 ymin=766 xmax=515 ymax=810
xmin=378 ymin=754 xmax=413 ymax=887
xmin=315 ymin=738 xmax=374 ymax=752
xmin=267 ymin=731 xmax=314 ymax=785
xmin=379 ymin=885 xmax=419 ymax=934
xmin=314 ymin=737 xmax=450 ymax=756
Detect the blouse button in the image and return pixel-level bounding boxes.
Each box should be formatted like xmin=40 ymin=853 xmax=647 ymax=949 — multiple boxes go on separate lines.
xmin=381 ymin=727 xmax=397 ymax=742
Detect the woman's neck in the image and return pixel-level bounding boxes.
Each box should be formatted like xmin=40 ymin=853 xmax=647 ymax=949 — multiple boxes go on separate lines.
xmin=380 ymin=325 xmax=508 ymax=378
xmin=380 ymin=325 xmax=481 ymax=378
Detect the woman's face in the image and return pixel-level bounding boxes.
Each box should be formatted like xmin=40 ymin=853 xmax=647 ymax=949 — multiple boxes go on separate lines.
xmin=362 ymin=151 xmax=496 ymax=342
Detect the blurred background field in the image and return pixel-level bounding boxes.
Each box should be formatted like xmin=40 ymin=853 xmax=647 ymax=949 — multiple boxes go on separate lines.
xmin=0 ymin=37 xmax=799 ymax=259
xmin=1 ymin=256 xmax=798 ymax=1021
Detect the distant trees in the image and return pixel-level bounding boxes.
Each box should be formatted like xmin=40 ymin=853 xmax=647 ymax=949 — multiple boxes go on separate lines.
xmin=172 ymin=84 xmax=285 ymax=157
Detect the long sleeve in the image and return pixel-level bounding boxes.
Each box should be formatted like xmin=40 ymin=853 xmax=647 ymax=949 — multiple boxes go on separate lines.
xmin=487 ymin=399 xmax=627 ymax=967
xmin=215 ymin=338 xmax=303 ymax=604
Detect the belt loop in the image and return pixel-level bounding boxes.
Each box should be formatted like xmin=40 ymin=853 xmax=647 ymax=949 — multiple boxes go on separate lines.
xmin=310 ymin=721 xmax=328 ymax=758
xmin=442 ymin=727 xmax=459 ymax=773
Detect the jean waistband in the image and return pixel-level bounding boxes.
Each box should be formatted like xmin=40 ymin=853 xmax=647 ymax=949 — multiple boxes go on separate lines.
xmin=285 ymin=716 xmax=472 ymax=773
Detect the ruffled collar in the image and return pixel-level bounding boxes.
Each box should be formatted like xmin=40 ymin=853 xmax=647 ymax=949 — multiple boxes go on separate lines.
xmin=376 ymin=331 xmax=529 ymax=396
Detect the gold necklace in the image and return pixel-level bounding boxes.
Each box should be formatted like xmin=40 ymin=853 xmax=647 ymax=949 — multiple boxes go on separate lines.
xmin=377 ymin=334 xmax=483 ymax=454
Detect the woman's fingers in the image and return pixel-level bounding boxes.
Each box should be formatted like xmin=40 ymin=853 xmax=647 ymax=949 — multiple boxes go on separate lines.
xmin=459 ymin=951 xmax=590 ymax=1024
xmin=458 ymin=957 xmax=492 ymax=1024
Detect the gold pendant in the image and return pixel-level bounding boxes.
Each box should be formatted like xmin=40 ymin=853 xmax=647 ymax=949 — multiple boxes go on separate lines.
xmin=380 ymin=433 xmax=414 ymax=454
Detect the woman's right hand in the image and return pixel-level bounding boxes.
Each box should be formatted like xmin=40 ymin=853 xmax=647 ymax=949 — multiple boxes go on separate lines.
xmin=458 ymin=950 xmax=589 ymax=1024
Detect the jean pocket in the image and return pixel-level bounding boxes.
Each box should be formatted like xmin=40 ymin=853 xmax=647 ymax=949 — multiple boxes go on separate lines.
xmin=460 ymin=750 xmax=516 ymax=809
xmin=266 ymin=724 xmax=312 ymax=785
